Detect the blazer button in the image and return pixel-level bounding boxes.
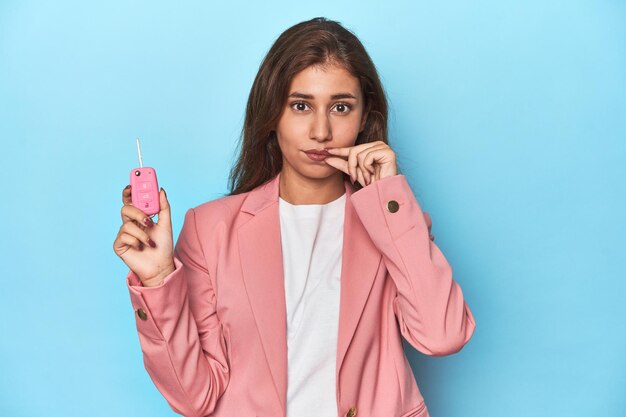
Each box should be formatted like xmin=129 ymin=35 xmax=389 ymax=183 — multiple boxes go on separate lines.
xmin=387 ymin=200 xmax=399 ymax=213
xmin=346 ymin=406 xmax=357 ymax=417
xmin=136 ymin=308 xmax=148 ymax=321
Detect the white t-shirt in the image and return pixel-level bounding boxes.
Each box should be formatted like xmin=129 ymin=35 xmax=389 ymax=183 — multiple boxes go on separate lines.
xmin=278 ymin=191 xmax=346 ymax=417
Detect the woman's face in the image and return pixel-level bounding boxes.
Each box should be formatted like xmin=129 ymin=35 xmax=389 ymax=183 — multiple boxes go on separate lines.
xmin=275 ymin=63 xmax=368 ymax=182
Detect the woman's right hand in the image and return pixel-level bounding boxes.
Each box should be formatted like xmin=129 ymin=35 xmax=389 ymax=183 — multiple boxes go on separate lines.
xmin=113 ymin=185 xmax=176 ymax=287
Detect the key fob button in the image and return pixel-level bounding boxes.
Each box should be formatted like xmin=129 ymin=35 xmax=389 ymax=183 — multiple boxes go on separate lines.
xmin=139 ymin=181 xmax=152 ymax=191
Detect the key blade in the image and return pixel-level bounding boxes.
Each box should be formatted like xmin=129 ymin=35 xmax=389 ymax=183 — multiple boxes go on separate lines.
xmin=136 ymin=136 xmax=143 ymax=168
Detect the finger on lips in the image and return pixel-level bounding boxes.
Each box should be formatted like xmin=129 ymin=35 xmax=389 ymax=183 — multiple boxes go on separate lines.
xmin=326 ymin=143 xmax=387 ymax=185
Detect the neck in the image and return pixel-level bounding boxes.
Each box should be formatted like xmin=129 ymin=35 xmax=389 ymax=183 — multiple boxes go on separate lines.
xmin=279 ymin=169 xmax=346 ymax=205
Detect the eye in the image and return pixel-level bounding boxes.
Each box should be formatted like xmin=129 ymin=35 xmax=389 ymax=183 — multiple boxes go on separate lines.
xmin=333 ymin=102 xmax=353 ymax=114
xmin=290 ymin=101 xmax=310 ymax=112
xmin=289 ymin=101 xmax=353 ymax=114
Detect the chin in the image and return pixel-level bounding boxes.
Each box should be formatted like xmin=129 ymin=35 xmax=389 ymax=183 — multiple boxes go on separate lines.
xmin=302 ymin=167 xmax=342 ymax=180
xmin=284 ymin=155 xmax=341 ymax=180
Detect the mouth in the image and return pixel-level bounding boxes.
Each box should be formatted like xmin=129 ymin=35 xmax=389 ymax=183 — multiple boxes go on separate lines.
xmin=303 ymin=149 xmax=331 ymax=162
xmin=303 ymin=149 xmax=331 ymax=156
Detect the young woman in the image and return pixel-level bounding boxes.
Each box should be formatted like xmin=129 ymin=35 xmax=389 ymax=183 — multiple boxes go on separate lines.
xmin=113 ymin=17 xmax=476 ymax=417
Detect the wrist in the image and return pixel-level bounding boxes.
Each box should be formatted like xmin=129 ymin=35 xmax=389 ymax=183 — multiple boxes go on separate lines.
xmin=142 ymin=262 xmax=176 ymax=287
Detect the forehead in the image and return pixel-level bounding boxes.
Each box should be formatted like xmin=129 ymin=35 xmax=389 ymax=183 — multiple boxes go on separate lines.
xmin=288 ymin=64 xmax=361 ymax=97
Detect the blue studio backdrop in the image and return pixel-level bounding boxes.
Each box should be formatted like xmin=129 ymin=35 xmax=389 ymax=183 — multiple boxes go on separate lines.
xmin=1 ymin=1 xmax=624 ymax=416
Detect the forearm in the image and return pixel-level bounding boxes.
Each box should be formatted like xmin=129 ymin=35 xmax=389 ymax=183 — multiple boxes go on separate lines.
xmin=351 ymin=174 xmax=476 ymax=356
xmin=127 ymin=256 xmax=229 ymax=416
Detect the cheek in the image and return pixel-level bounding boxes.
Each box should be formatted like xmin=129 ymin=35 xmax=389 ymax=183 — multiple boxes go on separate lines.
xmin=276 ymin=114 xmax=307 ymax=147
xmin=332 ymin=119 xmax=361 ymax=145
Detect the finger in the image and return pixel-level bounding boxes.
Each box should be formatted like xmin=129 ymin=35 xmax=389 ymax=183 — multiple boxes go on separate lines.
xmin=356 ymin=166 xmax=366 ymax=187
xmin=157 ymin=188 xmax=171 ymax=229
xmin=121 ymin=204 xmax=155 ymax=228
xmin=325 ymin=141 xmax=381 ymax=157
xmin=356 ymin=148 xmax=377 ymax=184
xmin=324 ymin=147 xmax=351 ymax=157
xmin=348 ymin=149 xmax=358 ymax=183
xmin=327 ymin=142 xmax=381 ymax=182
xmin=374 ymin=163 xmax=381 ymax=182
xmin=121 ymin=220 xmax=155 ymax=248
xmin=361 ymin=146 xmax=389 ymax=176
xmin=358 ymin=149 xmax=375 ymax=181
xmin=115 ymin=232 xmax=144 ymax=252
xmin=323 ymin=156 xmax=349 ymax=176
xmin=122 ymin=184 xmax=132 ymax=205
xmin=358 ymin=144 xmax=386 ymax=175
xmin=360 ymin=164 xmax=371 ymax=185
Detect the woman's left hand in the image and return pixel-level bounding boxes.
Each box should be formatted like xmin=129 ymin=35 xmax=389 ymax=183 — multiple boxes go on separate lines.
xmin=326 ymin=142 xmax=434 ymax=241
xmin=324 ymin=141 xmax=397 ymax=187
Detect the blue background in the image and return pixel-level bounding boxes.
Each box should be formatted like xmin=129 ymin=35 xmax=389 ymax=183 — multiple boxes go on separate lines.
xmin=1 ymin=1 xmax=625 ymax=416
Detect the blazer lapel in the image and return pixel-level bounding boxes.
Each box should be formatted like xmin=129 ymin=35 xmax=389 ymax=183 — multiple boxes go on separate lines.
xmin=336 ymin=180 xmax=382 ymax=380
xmin=237 ymin=172 xmax=381 ymax=413
xmin=238 ymin=173 xmax=288 ymax=414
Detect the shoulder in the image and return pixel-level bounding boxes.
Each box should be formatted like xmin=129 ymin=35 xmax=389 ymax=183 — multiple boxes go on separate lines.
xmin=174 ymin=192 xmax=252 ymax=269
xmin=182 ymin=175 xmax=277 ymax=231
xmin=186 ymin=190 xmax=250 ymax=230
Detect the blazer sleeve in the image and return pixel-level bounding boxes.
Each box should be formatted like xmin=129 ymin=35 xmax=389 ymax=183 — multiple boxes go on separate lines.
xmin=125 ymin=208 xmax=230 ymax=417
xmin=350 ymin=174 xmax=476 ymax=356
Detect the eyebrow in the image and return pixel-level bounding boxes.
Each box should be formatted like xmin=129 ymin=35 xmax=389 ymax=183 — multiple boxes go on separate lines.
xmin=288 ymin=91 xmax=358 ymax=100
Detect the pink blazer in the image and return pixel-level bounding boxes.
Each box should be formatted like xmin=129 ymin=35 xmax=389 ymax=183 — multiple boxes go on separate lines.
xmin=126 ymin=172 xmax=476 ymax=417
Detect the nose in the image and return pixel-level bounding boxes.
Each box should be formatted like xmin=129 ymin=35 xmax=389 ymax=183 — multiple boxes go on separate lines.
xmin=309 ymin=111 xmax=332 ymax=142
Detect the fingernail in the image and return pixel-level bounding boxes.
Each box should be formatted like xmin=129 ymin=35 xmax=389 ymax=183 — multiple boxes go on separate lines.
xmin=148 ymin=238 xmax=156 ymax=248
xmin=143 ymin=217 xmax=154 ymax=227
xmin=124 ymin=185 xmax=131 ymax=190
xmin=161 ymin=187 xmax=166 ymax=197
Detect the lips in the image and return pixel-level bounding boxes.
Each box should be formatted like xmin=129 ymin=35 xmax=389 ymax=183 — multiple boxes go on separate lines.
xmin=303 ymin=149 xmax=331 ymax=156
xmin=303 ymin=149 xmax=331 ymax=162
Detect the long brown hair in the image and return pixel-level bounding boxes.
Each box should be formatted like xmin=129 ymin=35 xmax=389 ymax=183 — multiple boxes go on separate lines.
xmin=227 ymin=17 xmax=397 ymax=196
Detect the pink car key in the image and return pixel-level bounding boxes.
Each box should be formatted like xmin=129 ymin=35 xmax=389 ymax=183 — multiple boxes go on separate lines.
xmin=130 ymin=137 xmax=160 ymax=217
